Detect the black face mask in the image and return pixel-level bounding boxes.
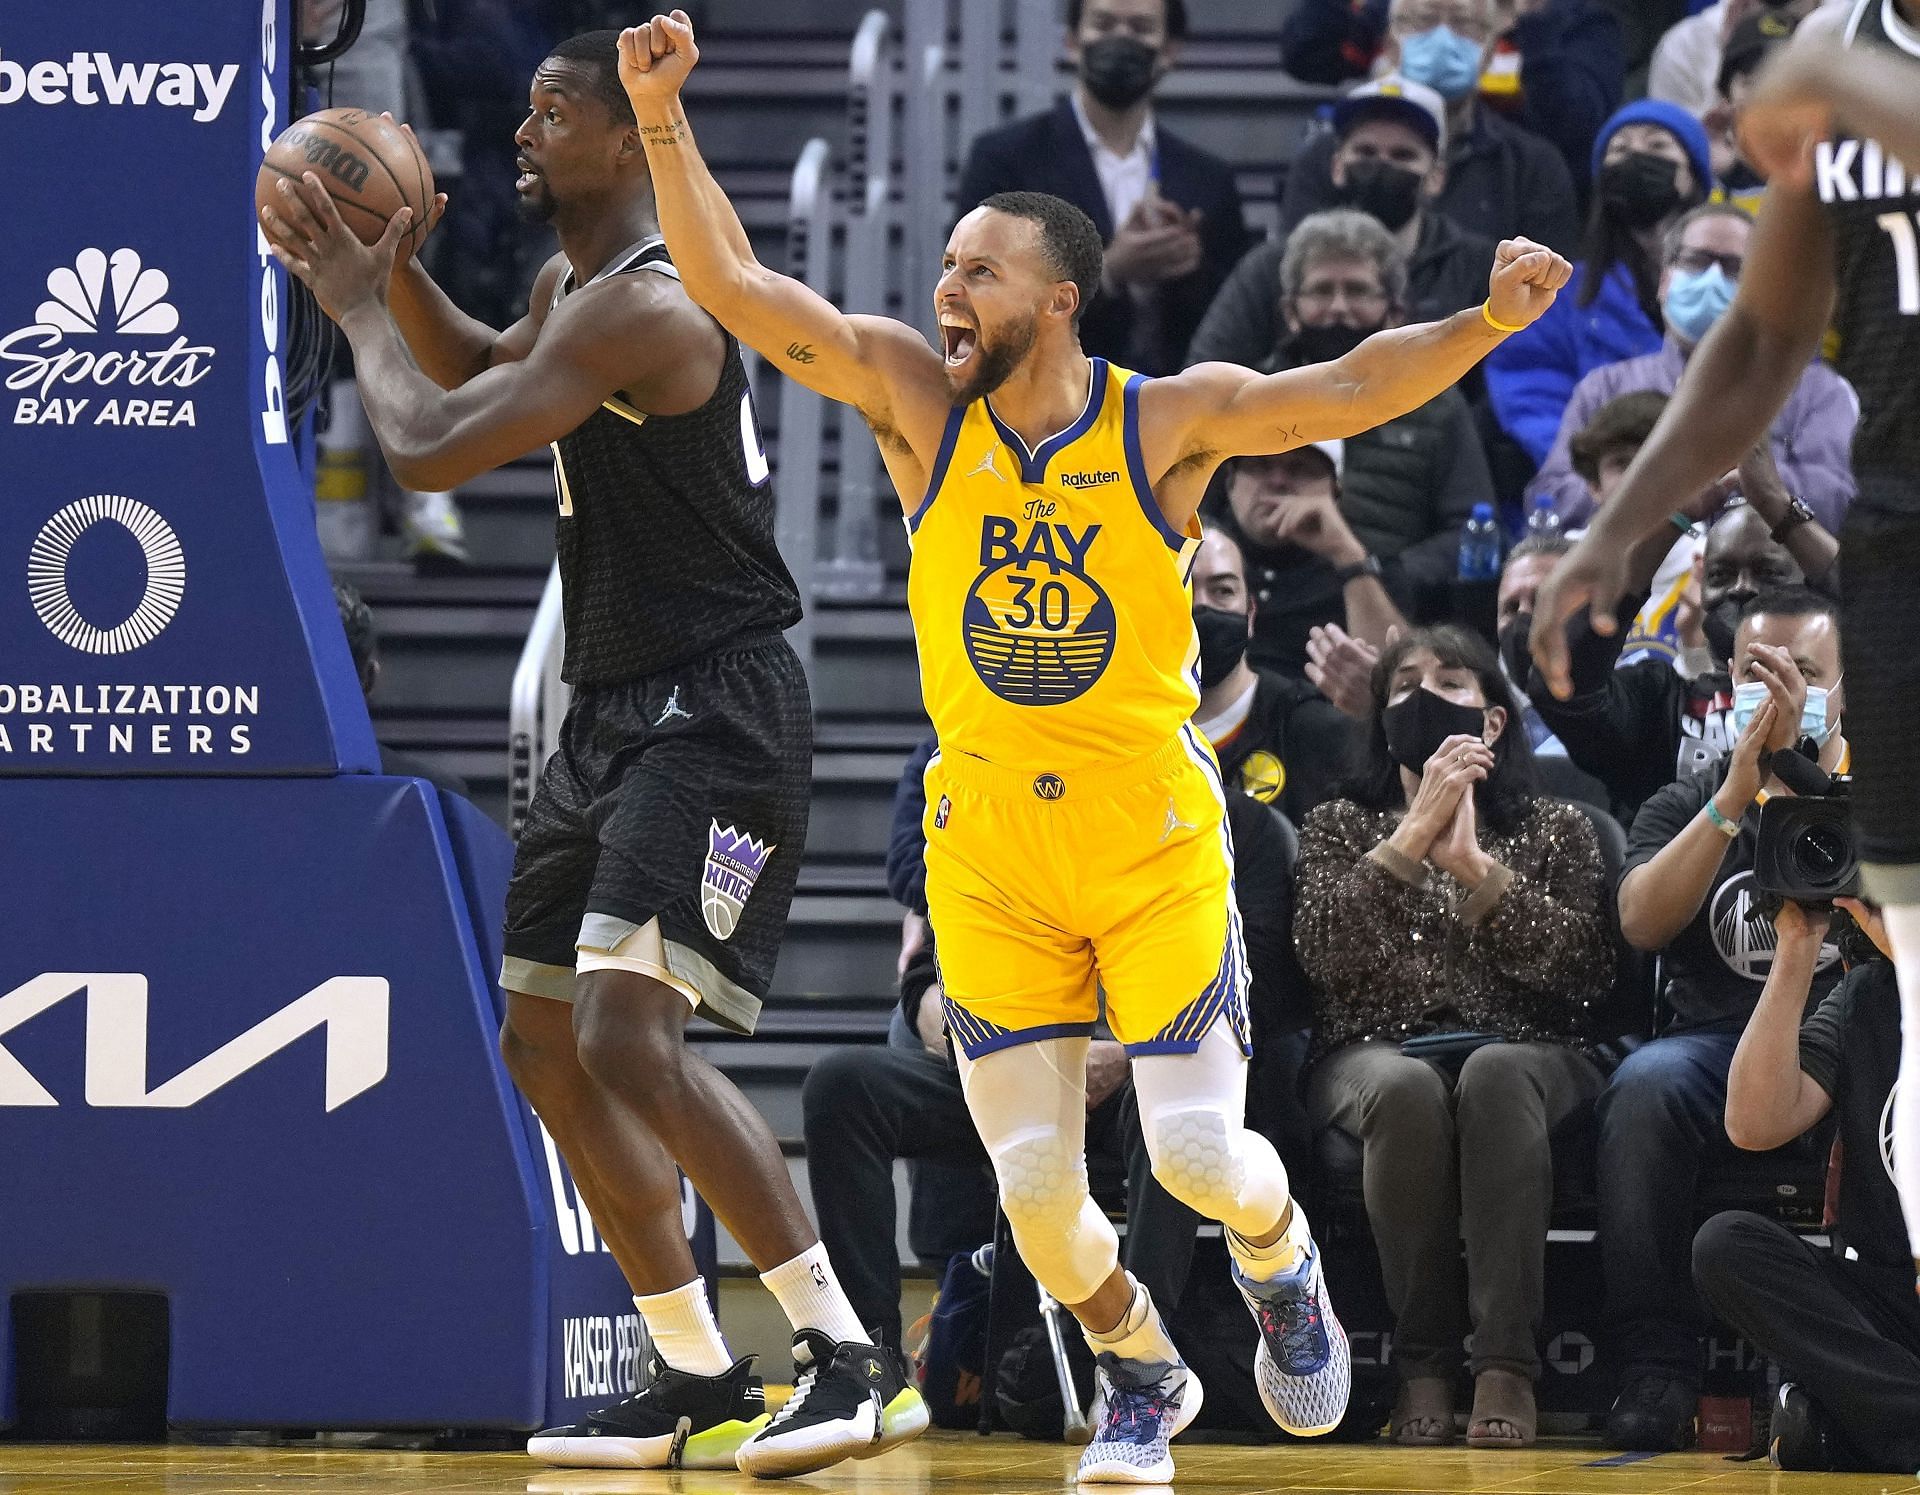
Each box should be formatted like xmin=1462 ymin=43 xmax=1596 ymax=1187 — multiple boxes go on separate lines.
xmin=1287 ymin=321 xmax=1376 ymax=366
xmin=1599 ymin=151 xmax=1685 ymax=229
xmin=1498 ymin=616 xmax=1534 ymax=689
xmin=1193 ymin=605 xmax=1250 ymax=689
xmin=1383 ymin=685 xmax=1489 ymax=772
xmin=1703 ymin=591 xmax=1753 ymax=665
xmin=1336 ymin=159 xmax=1425 ymax=231
xmin=1079 ymin=36 xmax=1161 ymax=110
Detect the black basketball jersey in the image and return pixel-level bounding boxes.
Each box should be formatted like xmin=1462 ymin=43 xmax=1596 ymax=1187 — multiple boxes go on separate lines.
xmin=1817 ymin=0 xmax=1920 ymax=508
xmin=548 ymin=238 xmax=801 ymax=687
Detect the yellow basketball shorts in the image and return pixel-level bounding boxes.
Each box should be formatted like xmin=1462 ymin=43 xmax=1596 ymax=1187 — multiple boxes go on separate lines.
xmin=921 ymin=726 xmax=1251 ymax=1059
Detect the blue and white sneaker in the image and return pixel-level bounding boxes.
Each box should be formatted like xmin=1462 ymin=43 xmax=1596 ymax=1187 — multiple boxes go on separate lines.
xmin=1075 ymin=1353 xmax=1204 ymax=1484
xmin=1234 ymin=1239 xmax=1350 ymax=1436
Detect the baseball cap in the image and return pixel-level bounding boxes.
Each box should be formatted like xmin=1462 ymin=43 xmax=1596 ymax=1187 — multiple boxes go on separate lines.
xmin=1241 ymin=438 xmax=1345 ymax=477
xmin=1719 ymin=9 xmax=1800 ymax=95
xmin=1332 ymin=75 xmax=1447 ymax=156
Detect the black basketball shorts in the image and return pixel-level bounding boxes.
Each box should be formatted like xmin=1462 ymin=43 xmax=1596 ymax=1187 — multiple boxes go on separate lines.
xmin=1839 ymin=495 xmax=1920 ymax=901
xmin=500 ymin=633 xmax=812 ymax=1034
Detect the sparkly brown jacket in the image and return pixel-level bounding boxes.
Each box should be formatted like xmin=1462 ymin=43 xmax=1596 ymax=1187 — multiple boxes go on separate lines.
xmin=1293 ymin=796 xmax=1614 ymax=1054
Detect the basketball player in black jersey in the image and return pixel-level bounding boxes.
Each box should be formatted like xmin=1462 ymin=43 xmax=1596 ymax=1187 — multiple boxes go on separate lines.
xmin=258 ymin=31 xmax=927 ymax=1477
xmin=1531 ymin=1 xmax=1920 ymax=1294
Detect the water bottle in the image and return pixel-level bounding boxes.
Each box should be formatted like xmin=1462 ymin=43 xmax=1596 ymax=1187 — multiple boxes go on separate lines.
xmin=1526 ymin=494 xmax=1565 ymax=543
xmin=1458 ymin=502 xmax=1502 ymax=581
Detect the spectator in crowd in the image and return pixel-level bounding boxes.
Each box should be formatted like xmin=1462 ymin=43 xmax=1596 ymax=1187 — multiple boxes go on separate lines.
xmin=1696 ymin=898 xmax=1920 ymax=1473
xmin=1485 ymin=100 xmax=1713 ymax=468
xmin=1494 ymin=536 xmax=1609 ymax=809
xmin=1191 ymin=528 xmax=1355 ymax=824
xmin=1527 ymin=495 xmax=1837 ymax=825
xmin=1701 ymin=9 xmax=1804 ymax=215
xmin=955 ymin=0 xmax=1250 ymax=375
xmin=1295 ymin=625 xmax=1613 ymax=1448
xmin=1524 ymin=203 xmax=1856 ymax=528
xmin=1206 ymin=212 xmax=1487 ymax=671
xmin=1188 ymin=77 xmax=1495 ymax=367
xmin=1646 ymin=0 xmax=1821 ymax=117
xmin=805 ymin=755 xmax=1312 ymax=1351
xmin=1276 ymin=0 xmax=1584 ymax=252
xmin=1601 ymin=588 xmax=1850 ymax=1450
xmin=1209 ymin=435 xmax=1411 ymax=678
xmin=333 ymin=580 xmax=472 ymax=798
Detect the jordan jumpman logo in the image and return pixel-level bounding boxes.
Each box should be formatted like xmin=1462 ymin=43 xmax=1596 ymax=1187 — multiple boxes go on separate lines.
xmin=1161 ymin=796 xmax=1199 ymax=842
xmin=655 ymin=687 xmax=692 ymax=726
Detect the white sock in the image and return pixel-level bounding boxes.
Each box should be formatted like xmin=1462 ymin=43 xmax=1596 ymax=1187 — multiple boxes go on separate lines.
xmin=1227 ymin=1199 xmax=1312 ymax=1282
xmin=1084 ymin=1279 xmax=1181 ymax=1367
xmin=1879 ymin=903 xmax=1920 ymax=1264
xmin=760 ymin=1243 xmax=870 ymax=1346
xmin=634 ymin=1281 xmax=733 ymax=1377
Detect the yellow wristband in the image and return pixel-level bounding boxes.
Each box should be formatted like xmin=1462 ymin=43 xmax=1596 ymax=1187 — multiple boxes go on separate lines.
xmin=1481 ymin=300 xmax=1526 ymax=334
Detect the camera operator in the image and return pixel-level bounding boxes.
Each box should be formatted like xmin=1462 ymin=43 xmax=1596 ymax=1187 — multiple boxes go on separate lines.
xmin=1596 ymin=586 xmax=1848 ymax=1449
xmin=1694 ymin=897 xmax=1920 ymax=1473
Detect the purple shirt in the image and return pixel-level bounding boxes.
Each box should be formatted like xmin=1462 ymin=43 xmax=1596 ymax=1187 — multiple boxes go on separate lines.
xmin=1524 ymin=338 xmax=1860 ymax=529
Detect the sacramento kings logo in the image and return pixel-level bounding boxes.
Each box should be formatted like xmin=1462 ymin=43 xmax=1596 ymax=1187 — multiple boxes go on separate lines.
xmin=702 ymin=820 xmax=774 ymax=941
xmin=962 ymin=525 xmax=1116 ymax=706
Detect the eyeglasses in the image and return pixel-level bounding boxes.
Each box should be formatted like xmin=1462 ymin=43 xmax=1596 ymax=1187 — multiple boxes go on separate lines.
xmin=1293 ymin=282 xmax=1390 ymax=311
xmin=1391 ymin=7 xmax=1492 ymax=39
xmin=1670 ymin=248 xmax=1744 ymax=278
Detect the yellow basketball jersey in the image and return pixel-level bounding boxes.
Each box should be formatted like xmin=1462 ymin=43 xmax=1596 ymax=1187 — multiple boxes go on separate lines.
xmin=904 ymin=357 xmax=1200 ymax=773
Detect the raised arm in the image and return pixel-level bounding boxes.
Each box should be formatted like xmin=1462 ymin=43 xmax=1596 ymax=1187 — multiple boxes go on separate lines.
xmin=1141 ymin=238 xmax=1570 ymax=521
xmin=1741 ymin=28 xmax=1920 ymax=189
xmin=616 ymin=13 xmax=944 ymax=453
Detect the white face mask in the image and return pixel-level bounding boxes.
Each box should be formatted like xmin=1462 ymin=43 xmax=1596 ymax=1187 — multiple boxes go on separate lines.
xmin=1730 ymin=676 xmax=1843 ymax=745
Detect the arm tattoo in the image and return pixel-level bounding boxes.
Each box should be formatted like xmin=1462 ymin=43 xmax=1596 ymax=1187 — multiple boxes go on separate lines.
xmin=638 ymin=116 xmax=690 ymax=146
xmin=785 ymin=342 xmax=817 ymax=364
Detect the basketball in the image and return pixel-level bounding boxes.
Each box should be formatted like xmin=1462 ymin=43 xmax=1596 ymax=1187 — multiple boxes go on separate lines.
xmin=255 ymin=108 xmax=434 ymax=253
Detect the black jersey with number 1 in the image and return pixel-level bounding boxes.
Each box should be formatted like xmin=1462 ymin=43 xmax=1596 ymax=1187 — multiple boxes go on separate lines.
xmin=1817 ymin=0 xmax=1920 ymax=509
xmin=548 ymin=236 xmax=802 ymax=686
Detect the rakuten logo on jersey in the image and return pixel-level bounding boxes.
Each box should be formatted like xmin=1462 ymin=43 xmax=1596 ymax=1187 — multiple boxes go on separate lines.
xmin=0 ymin=51 xmax=238 ymax=123
xmin=3 ymin=247 xmax=216 ymax=430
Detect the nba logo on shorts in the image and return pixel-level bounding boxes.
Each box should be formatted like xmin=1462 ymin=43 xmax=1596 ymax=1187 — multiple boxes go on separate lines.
xmin=702 ymin=820 xmax=775 ymax=940
xmin=934 ymin=795 xmax=951 ymax=829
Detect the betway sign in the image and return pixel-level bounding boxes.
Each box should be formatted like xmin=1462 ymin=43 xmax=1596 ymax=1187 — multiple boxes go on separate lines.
xmin=0 ymin=973 xmax=388 ymax=1111
xmin=0 ymin=51 xmax=239 ymax=122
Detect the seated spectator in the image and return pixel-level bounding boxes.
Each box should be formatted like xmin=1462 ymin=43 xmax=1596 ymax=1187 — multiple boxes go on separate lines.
xmin=805 ymin=773 xmax=1312 ymax=1351
xmin=1647 ymin=0 xmax=1821 ymax=117
xmin=1276 ymin=0 xmax=1583 ymax=252
xmin=1527 ymin=491 xmax=1839 ymax=826
xmin=1701 ymin=8 xmax=1804 ymax=215
xmin=955 ymin=0 xmax=1249 ymax=375
xmin=1695 ymin=898 xmax=1920 ymax=1473
xmin=1188 ymin=77 xmax=1495 ymax=366
xmin=1524 ymin=203 xmax=1856 ymax=528
xmin=1191 ymin=528 xmax=1354 ymax=824
xmin=333 ymin=580 xmax=472 ymax=798
xmin=1486 ymin=100 xmax=1713 ymax=468
xmin=1600 ymin=588 xmax=1849 ymax=1450
xmin=1295 ymin=624 xmax=1612 ymax=1448
xmin=1207 ymin=212 xmax=1487 ymax=668
xmin=1494 ymin=536 xmax=1610 ymax=808
xmin=1209 ymin=435 xmax=1411 ymax=678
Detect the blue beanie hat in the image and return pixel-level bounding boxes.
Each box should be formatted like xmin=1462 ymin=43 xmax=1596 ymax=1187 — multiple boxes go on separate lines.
xmin=1591 ymin=98 xmax=1713 ymax=195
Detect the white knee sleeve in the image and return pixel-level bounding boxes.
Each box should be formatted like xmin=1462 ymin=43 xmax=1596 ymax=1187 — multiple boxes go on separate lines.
xmin=1147 ymin=1104 xmax=1251 ymax=1219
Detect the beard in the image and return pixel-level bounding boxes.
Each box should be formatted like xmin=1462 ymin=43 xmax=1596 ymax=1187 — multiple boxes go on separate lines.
xmin=515 ymin=180 xmax=558 ymax=224
xmin=948 ymin=313 xmax=1037 ymax=406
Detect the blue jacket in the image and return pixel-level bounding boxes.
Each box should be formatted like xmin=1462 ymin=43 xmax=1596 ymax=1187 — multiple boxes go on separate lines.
xmin=1485 ymin=261 xmax=1663 ymax=465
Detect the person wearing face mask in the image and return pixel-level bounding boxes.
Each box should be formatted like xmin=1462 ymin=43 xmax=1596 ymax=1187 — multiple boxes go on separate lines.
xmin=1206 ymin=211 xmax=1488 ymax=664
xmin=1523 ymin=203 xmax=1857 ymax=528
xmin=1190 ymin=528 xmax=1355 ymax=826
xmin=1187 ymin=78 xmax=1497 ymax=369
xmin=1601 ymin=587 xmax=1850 ymax=1450
xmin=1295 ymin=625 xmax=1612 ymax=1448
xmin=1493 ymin=537 xmax=1611 ymax=810
xmin=1485 ymin=101 xmax=1715 ymax=469
xmin=1275 ymin=0 xmax=1583 ymax=254
xmin=1525 ymin=500 xmax=1836 ymax=827
xmin=955 ymin=0 xmax=1249 ymax=376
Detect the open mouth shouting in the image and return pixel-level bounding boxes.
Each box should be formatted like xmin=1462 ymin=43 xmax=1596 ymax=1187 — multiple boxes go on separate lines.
xmin=515 ymin=156 xmax=543 ymax=193
xmin=939 ymin=312 xmax=977 ymax=368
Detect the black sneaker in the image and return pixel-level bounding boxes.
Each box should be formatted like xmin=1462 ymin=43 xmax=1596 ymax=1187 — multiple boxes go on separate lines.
xmin=1770 ymin=1383 xmax=1851 ymax=1471
xmin=527 ymin=1353 xmax=767 ymax=1469
xmin=1604 ymin=1373 xmax=1696 ymax=1452
xmin=734 ymin=1330 xmax=929 ymax=1478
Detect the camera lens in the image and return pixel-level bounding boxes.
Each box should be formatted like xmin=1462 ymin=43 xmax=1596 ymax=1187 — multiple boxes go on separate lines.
xmin=1792 ymin=821 xmax=1851 ymax=883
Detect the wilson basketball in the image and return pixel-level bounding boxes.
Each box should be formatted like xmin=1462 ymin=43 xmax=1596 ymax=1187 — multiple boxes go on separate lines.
xmin=255 ymin=107 xmax=433 ymax=252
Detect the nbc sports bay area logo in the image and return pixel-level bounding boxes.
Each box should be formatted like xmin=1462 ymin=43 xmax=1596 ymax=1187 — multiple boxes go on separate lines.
xmin=4 ymin=247 xmax=214 ymax=429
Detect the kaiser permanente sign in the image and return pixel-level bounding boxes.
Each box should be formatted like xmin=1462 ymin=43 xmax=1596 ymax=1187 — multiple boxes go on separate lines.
xmin=0 ymin=5 xmax=375 ymax=775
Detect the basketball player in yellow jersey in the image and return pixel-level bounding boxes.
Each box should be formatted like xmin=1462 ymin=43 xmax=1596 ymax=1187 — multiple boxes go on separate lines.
xmin=620 ymin=13 xmax=1569 ymax=1481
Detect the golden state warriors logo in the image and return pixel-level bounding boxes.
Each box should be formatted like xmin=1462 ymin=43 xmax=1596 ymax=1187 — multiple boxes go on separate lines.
xmin=1238 ymin=750 xmax=1286 ymax=804
xmin=963 ymin=513 xmax=1115 ymax=705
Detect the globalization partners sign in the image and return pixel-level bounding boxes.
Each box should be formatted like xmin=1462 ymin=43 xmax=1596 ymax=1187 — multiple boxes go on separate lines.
xmin=0 ymin=1 xmax=372 ymax=776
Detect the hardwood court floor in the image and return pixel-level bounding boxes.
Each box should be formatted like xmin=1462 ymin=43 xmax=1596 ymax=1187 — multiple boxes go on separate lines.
xmin=2 ymin=1436 xmax=1917 ymax=1495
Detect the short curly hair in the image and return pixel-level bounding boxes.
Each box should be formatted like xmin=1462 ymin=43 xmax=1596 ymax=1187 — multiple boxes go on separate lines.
xmin=979 ymin=191 xmax=1106 ymax=326
xmin=1279 ymin=209 xmax=1410 ymax=312
xmin=1569 ymin=390 xmax=1669 ymax=486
